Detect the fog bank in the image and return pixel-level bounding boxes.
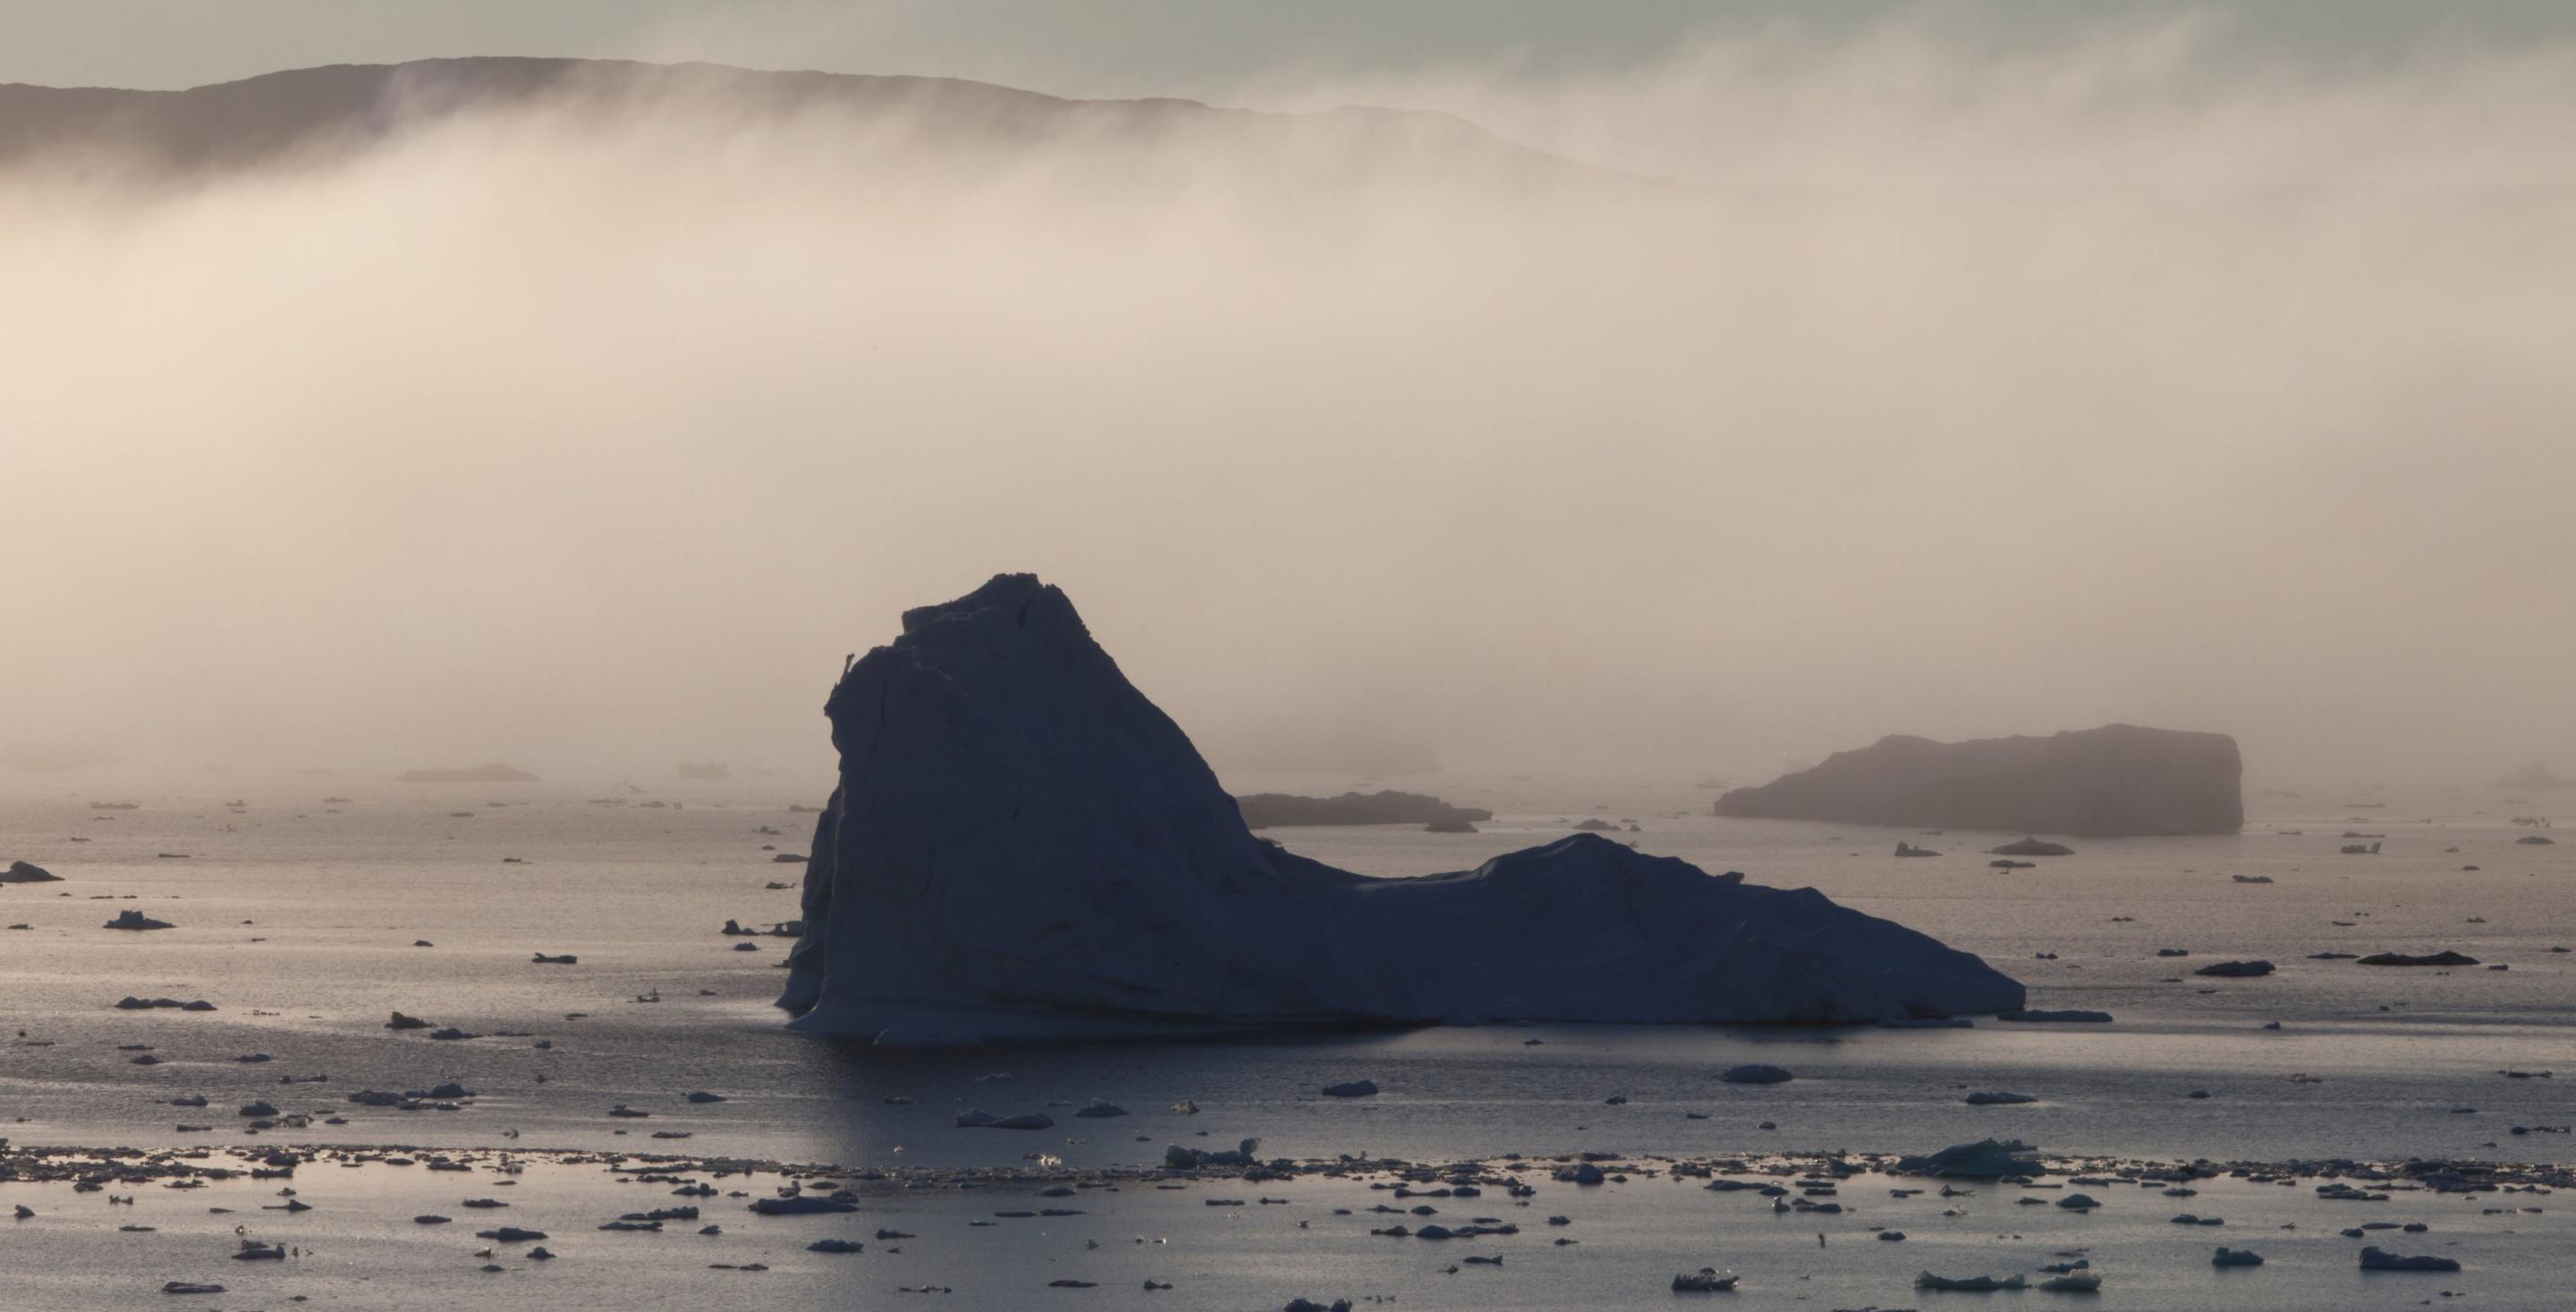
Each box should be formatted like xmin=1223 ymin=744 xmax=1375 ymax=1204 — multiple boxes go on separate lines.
xmin=4 ymin=23 xmax=2572 ymax=785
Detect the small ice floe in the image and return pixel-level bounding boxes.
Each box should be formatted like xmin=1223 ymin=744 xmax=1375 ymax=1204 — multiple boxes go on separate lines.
xmin=105 ymin=910 xmax=174 ymax=931
xmin=1072 ymin=1099 xmax=1128 ymax=1118
xmin=1721 ymin=1064 xmax=1793 ymax=1085
xmin=1670 ymin=1268 xmax=1740 ymax=1291
xmin=1895 ymin=1138 xmax=2041 ymax=1178
xmin=1321 ymin=1079 xmax=1378 ymax=1097
xmin=161 ymin=1282 xmax=226 ymax=1295
xmin=1165 ymin=1139 xmax=1259 ymax=1168
xmin=1997 ymin=1008 xmax=2114 ymax=1023
xmin=2212 ymin=1247 xmax=2264 ymax=1266
xmin=2358 ymin=951 xmax=2479 ymax=967
xmin=1990 ymin=838 xmax=2074 ymax=857
xmin=2359 ymin=1246 xmax=2460 ymax=1272
xmin=1964 ymin=1091 xmax=2037 ymax=1105
xmin=1916 ymin=1271 xmax=2024 ymax=1291
xmin=2038 ymin=1273 xmax=2103 ymax=1292
xmin=954 ymin=1110 xmax=1055 ymax=1130
xmin=2195 ymin=960 xmax=2274 ymax=978
xmin=749 ymin=1195 xmax=857 ymax=1215
xmin=531 ymin=953 xmax=578 ymax=964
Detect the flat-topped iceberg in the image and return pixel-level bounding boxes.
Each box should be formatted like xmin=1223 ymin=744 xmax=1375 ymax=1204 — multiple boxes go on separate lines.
xmin=779 ymin=575 xmax=2023 ymax=1041
xmin=1716 ymin=724 xmax=2243 ymax=836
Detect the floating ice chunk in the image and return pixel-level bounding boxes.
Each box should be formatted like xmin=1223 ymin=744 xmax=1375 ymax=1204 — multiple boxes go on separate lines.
xmin=1916 ymin=1271 xmax=2026 ymax=1291
xmin=1895 ymin=1138 xmax=2042 ymax=1178
xmin=2359 ymin=1246 xmax=2460 ymax=1272
xmin=954 ymin=1110 xmax=1055 ymax=1130
xmin=1720 ymin=1064 xmax=1793 ymax=1085
xmin=2195 ymin=960 xmax=2274 ymax=978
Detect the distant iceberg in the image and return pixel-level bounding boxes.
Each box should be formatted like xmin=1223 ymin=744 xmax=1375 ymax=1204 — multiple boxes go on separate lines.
xmin=779 ymin=575 xmax=2024 ymax=1042
xmin=1716 ymin=725 xmax=2242 ymax=836
xmin=1234 ymin=790 xmax=1489 ymax=830
xmin=397 ymin=762 xmax=539 ymax=783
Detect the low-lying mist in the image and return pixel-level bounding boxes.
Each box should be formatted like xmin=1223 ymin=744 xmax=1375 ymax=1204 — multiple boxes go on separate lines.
xmin=4 ymin=21 xmax=2572 ymax=788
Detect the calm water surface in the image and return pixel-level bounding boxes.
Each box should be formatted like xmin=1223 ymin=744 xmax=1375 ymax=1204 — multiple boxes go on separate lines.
xmin=2 ymin=771 xmax=2569 ymax=1308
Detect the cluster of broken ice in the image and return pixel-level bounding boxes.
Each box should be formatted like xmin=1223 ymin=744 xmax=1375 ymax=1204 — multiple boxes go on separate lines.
xmin=779 ymin=575 xmax=2024 ymax=1042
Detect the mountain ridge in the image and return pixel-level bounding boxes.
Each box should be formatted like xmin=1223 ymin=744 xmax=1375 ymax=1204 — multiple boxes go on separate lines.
xmin=0 ymin=55 xmax=1590 ymax=181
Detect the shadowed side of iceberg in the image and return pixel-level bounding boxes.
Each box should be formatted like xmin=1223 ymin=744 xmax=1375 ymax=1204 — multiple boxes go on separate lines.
xmin=780 ymin=573 xmax=2022 ymax=1041
xmin=779 ymin=574 xmax=1406 ymax=1035
xmin=1345 ymin=835 xmax=2022 ymax=1023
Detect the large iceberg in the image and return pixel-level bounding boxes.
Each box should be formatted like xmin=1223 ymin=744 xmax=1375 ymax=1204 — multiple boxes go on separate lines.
xmin=779 ymin=575 xmax=2023 ymax=1040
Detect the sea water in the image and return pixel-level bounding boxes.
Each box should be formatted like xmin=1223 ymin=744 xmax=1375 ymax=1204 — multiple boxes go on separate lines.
xmin=2 ymin=770 xmax=2569 ymax=1308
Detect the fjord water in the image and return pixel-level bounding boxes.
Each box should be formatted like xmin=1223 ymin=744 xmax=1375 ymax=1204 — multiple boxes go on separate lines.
xmin=4 ymin=771 xmax=2568 ymax=1173
xmin=4 ymin=773 xmax=2572 ymax=1311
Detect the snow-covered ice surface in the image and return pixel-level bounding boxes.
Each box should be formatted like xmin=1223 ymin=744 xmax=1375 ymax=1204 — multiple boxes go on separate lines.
xmin=3 ymin=758 xmax=2572 ymax=1308
xmin=782 ymin=575 xmax=2024 ymax=1035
